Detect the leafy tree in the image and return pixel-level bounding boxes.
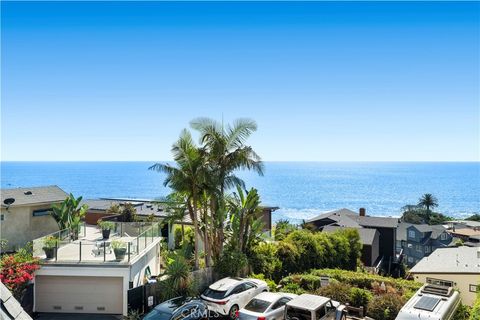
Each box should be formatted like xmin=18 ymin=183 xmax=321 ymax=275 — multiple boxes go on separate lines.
xmin=120 ymin=203 xmax=137 ymax=222
xmin=50 ymin=194 xmax=88 ymax=239
xmin=190 ymin=117 xmax=264 ymax=262
xmin=274 ymin=219 xmax=297 ymax=241
xmin=418 ymin=193 xmax=439 ymax=223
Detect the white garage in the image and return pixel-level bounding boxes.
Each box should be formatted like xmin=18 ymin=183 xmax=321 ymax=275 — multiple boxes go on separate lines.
xmin=35 ymin=275 xmax=123 ymax=314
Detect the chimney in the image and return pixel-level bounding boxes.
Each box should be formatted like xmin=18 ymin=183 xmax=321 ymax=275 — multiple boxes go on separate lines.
xmin=359 ymin=208 xmax=366 ymax=217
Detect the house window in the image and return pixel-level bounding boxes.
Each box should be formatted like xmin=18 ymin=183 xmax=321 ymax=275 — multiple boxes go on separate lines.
xmin=32 ymin=209 xmax=52 ymax=217
xmin=408 ymin=230 xmax=416 ymax=238
xmin=425 ymin=246 xmax=430 ymax=253
xmin=427 ymin=277 xmax=454 ymax=287
xmin=440 ymin=233 xmax=448 ymax=240
xmin=416 ymin=245 xmax=422 ymax=252
xmin=470 ymin=284 xmax=479 ymax=293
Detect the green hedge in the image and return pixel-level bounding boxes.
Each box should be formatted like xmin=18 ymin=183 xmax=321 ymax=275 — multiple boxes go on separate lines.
xmin=470 ymin=291 xmax=480 ymax=320
xmin=308 ymin=268 xmax=422 ymax=292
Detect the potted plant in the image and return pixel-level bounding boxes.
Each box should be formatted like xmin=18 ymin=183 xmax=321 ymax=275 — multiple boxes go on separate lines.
xmin=111 ymin=240 xmax=127 ymax=261
xmin=42 ymin=236 xmax=58 ymax=259
xmin=98 ymin=220 xmax=115 ymax=239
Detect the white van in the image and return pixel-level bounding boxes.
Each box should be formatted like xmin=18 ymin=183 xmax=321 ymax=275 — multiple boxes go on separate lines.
xmin=284 ymin=294 xmax=348 ymax=320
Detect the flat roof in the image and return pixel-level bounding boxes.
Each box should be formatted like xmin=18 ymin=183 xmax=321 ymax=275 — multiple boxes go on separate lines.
xmin=1 ymin=185 xmax=67 ymax=207
xmin=410 ymin=246 xmax=480 ymax=274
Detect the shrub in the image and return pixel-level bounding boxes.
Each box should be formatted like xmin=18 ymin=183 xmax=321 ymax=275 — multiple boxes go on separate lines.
xmin=158 ymin=255 xmax=197 ymax=300
xmin=279 ymin=274 xmax=323 ymax=291
xmin=98 ymin=220 xmax=115 ymax=230
xmin=276 ymin=240 xmax=300 ymax=277
xmin=274 ymin=219 xmax=297 ymax=241
xmin=215 ymin=248 xmax=248 ymax=278
xmin=282 ymin=282 xmax=306 ymax=295
xmin=250 ymin=273 xmax=278 ymax=292
xmin=367 ymin=293 xmax=406 ymax=320
xmin=249 ymin=242 xmax=282 ymax=280
xmin=453 ymin=303 xmax=471 ymax=320
xmin=0 ymin=245 xmax=40 ymax=299
xmin=315 ymin=282 xmax=352 ymax=305
xmin=349 ymin=287 xmax=373 ymax=309
xmin=308 ymin=268 xmax=422 ymax=293
xmin=470 ymin=291 xmax=480 ymax=320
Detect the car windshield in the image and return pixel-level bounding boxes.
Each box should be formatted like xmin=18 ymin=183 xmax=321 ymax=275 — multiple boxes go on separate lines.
xmin=244 ymin=298 xmax=271 ymax=312
xmin=143 ymin=309 xmax=173 ymax=320
xmin=285 ymin=306 xmax=312 ymax=320
xmin=202 ymin=288 xmax=227 ymax=299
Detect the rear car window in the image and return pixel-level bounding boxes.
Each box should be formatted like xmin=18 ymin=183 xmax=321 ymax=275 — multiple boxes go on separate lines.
xmin=244 ymin=298 xmax=271 ymax=312
xmin=286 ymin=306 xmax=312 ymax=320
xmin=202 ymin=288 xmax=227 ymax=299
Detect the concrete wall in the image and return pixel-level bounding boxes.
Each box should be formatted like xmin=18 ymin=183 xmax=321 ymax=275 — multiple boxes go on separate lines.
xmin=412 ymin=273 xmax=479 ymax=306
xmin=1 ymin=204 xmax=59 ymax=251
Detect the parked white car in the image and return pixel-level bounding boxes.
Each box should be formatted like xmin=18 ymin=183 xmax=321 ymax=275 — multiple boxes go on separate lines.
xmin=201 ymin=277 xmax=269 ymax=319
xmin=239 ymin=292 xmax=298 ymax=320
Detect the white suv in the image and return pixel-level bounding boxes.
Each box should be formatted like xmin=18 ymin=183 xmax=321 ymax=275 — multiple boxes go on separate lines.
xmin=201 ymin=277 xmax=269 ymax=319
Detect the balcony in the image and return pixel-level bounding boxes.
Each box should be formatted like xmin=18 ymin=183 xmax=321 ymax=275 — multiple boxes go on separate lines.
xmin=32 ymin=222 xmax=162 ymax=265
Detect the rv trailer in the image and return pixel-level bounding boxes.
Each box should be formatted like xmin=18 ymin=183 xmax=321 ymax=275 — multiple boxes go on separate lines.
xmin=395 ymin=284 xmax=460 ymax=320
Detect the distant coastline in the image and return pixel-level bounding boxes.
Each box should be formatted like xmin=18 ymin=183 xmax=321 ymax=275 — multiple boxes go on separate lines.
xmin=1 ymin=161 xmax=479 ymax=222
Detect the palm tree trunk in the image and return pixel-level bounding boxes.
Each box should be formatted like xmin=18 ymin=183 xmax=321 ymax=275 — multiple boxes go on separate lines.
xmin=189 ymin=199 xmax=200 ymax=270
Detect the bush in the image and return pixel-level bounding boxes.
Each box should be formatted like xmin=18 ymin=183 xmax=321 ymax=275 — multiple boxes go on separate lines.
xmin=349 ymin=287 xmax=373 ymax=309
xmin=470 ymin=291 xmax=480 ymax=320
xmin=367 ymin=293 xmax=406 ymax=320
xmin=282 ymin=282 xmax=306 ymax=295
xmin=279 ymin=274 xmax=323 ymax=291
xmin=249 ymin=273 xmax=278 ymax=292
xmin=215 ymin=248 xmax=248 ymax=278
xmin=274 ymin=219 xmax=297 ymax=241
xmin=315 ymin=282 xmax=351 ymax=305
xmin=249 ymin=242 xmax=282 ymax=280
xmin=276 ymin=240 xmax=300 ymax=277
xmin=453 ymin=303 xmax=471 ymax=320
xmin=308 ymin=268 xmax=422 ymax=293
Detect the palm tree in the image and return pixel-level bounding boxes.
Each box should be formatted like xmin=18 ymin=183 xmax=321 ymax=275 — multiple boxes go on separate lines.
xmin=190 ymin=117 xmax=264 ymax=260
xmin=418 ymin=193 xmax=439 ymax=213
xmin=149 ymin=129 xmax=206 ymax=269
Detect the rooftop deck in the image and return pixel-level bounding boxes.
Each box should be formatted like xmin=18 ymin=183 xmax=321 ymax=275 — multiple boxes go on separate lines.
xmin=33 ymin=222 xmax=162 ymax=265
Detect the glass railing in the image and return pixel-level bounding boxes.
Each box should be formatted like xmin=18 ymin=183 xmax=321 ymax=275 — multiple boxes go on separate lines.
xmin=32 ymin=222 xmax=162 ymax=264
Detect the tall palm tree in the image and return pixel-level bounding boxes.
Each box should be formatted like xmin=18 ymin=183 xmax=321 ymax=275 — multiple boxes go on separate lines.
xmin=418 ymin=193 xmax=439 ymax=213
xmin=149 ymin=129 xmax=206 ymax=269
xmin=190 ymin=118 xmax=264 ymax=260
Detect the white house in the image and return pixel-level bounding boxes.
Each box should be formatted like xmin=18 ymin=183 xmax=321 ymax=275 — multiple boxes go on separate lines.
xmin=409 ymin=246 xmax=480 ymax=306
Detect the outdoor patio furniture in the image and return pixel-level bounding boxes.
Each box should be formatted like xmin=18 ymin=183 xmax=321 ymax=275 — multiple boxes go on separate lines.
xmin=91 ymin=241 xmax=112 ymax=256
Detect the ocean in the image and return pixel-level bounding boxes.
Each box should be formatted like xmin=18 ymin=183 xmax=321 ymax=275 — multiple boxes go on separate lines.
xmin=1 ymin=161 xmax=479 ymax=223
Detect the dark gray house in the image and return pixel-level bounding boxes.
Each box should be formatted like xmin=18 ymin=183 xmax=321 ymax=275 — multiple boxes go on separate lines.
xmin=397 ymin=222 xmax=456 ymax=267
xmin=307 ymin=208 xmax=398 ymax=267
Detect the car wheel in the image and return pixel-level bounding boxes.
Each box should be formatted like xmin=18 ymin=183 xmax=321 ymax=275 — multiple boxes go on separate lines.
xmin=229 ymin=304 xmax=239 ymax=320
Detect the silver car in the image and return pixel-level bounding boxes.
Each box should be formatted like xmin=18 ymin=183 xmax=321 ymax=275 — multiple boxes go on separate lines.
xmin=239 ymin=292 xmax=298 ymax=320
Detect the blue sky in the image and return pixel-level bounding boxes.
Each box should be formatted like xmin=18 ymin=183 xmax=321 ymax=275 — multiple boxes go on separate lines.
xmin=1 ymin=1 xmax=479 ymax=161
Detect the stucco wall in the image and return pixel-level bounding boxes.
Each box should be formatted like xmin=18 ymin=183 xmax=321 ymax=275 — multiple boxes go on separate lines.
xmin=1 ymin=205 xmax=59 ymax=251
xmin=130 ymin=241 xmax=161 ymax=288
xmin=412 ymin=273 xmax=479 ymax=306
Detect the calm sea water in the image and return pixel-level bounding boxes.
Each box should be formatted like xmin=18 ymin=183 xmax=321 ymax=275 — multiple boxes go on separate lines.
xmin=1 ymin=162 xmax=479 ymax=222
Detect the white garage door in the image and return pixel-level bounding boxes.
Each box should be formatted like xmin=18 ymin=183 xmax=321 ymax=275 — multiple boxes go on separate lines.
xmin=35 ymin=276 xmax=123 ymax=314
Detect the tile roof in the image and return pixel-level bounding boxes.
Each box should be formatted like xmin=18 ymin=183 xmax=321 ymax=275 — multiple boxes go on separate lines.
xmin=0 ymin=282 xmax=32 ymax=320
xmin=410 ymin=246 xmax=480 ymax=274
xmin=1 ymin=186 xmax=67 ymax=207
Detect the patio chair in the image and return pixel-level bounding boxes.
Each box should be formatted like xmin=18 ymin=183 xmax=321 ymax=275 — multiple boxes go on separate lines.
xmin=91 ymin=241 xmax=112 ymax=256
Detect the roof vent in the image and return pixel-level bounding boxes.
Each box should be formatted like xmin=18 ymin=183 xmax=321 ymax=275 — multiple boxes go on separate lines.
xmin=3 ymin=198 xmax=15 ymax=206
xmin=24 ymin=191 xmax=33 ymax=195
